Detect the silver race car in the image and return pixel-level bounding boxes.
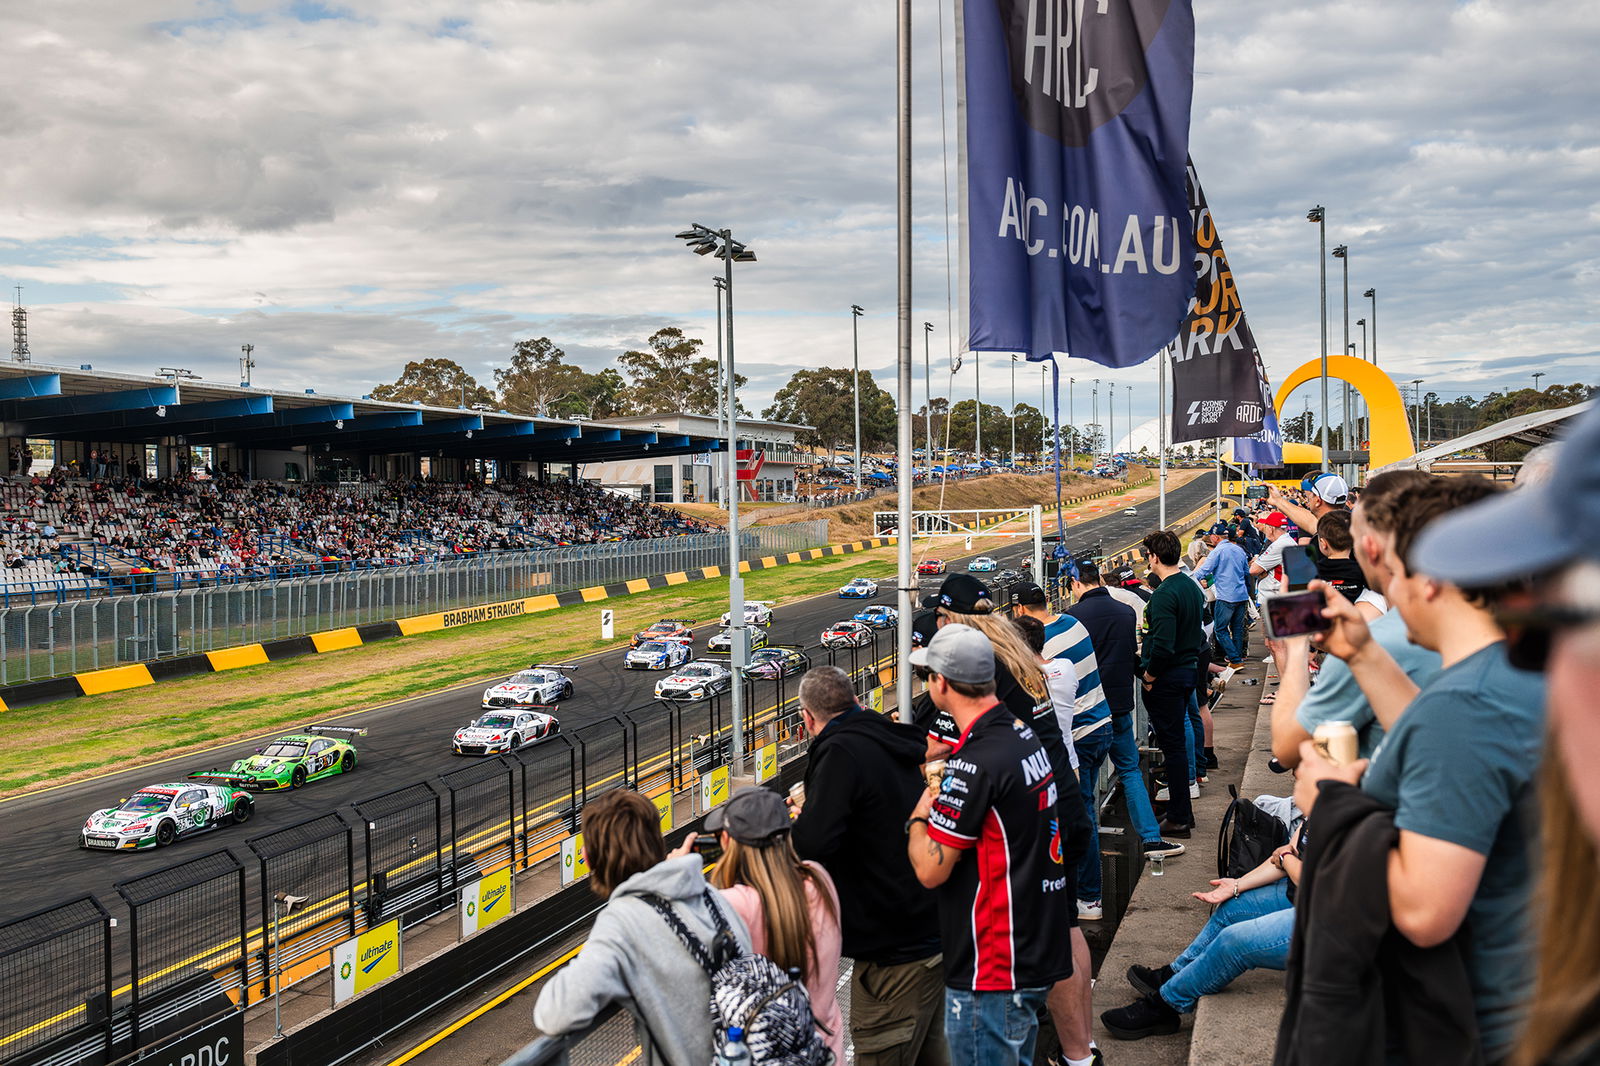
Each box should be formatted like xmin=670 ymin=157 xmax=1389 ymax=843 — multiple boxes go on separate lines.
xmin=625 ymin=639 xmax=693 ymax=671
xmin=719 ymin=602 xmax=773 ymax=627
xmin=654 ymin=660 xmax=735 ymax=702
xmin=81 ymin=782 xmax=253 ymax=851
xmin=482 ymin=665 xmax=575 ymax=709
xmin=452 ymin=709 xmax=560 ymax=755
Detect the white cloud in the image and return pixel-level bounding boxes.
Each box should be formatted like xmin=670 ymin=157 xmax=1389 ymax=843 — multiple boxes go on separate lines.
xmin=0 ymin=0 xmax=1595 ymax=431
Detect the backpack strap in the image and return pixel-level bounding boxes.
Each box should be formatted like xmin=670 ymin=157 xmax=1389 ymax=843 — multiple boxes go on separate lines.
xmin=637 ymin=892 xmax=717 ymax=974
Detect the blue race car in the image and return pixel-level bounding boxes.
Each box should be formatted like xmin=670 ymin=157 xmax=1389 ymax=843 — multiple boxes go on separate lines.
xmin=837 ymin=577 xmax=879 ymax=598
xmin=625 ymin=639 xmax=693 ymax=671
xmin=853 ymin=605 xmax=899 ymax=629
xmin=967 ymin=556 xmax=997 ymax=572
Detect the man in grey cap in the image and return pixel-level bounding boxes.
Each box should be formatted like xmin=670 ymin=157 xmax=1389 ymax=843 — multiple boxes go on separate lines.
xmin=904 ymin=623 xmax=1073 ymax=1066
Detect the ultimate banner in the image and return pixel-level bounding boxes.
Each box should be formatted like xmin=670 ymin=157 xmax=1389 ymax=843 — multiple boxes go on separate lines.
xmin=959 ymin=0 xmax=1195 ymax=368
xmin=1170 ymin=159 xmax=1270 ymax=443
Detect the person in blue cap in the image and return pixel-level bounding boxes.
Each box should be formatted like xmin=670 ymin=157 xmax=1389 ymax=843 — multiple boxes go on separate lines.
xmin=1190 ymin=523 xmax=1251 ymax=667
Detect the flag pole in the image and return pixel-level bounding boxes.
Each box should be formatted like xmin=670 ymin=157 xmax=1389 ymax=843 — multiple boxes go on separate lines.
xmin=894 ymin=0 xmax=914 ymax=724
xmin=1158 ymin=343 xmax=1169 ymax=528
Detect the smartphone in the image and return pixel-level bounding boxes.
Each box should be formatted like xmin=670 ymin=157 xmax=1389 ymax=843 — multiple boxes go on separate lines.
xmin=1281 ymin=544 xmax=1318 ymax=591
xmin=1244 ymin=483 xmax=1270 ymax=501
xmin=692 ymin=833 xmax=720 ymax=851
xmin=1263 ymin=589 xmax=1330 ymax=640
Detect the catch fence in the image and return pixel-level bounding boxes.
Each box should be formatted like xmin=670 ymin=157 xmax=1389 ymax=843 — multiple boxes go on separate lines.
xmin=0 ymin=520 xmax=829 ymax=684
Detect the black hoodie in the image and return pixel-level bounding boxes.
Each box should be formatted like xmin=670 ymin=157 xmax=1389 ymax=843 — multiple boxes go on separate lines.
xmin=791 ymin=708 xmax=943 ymax=965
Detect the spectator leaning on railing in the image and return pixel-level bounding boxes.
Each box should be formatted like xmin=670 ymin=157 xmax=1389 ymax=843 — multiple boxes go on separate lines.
xmin=1138 ymin=529 xmax=1207 ymax=838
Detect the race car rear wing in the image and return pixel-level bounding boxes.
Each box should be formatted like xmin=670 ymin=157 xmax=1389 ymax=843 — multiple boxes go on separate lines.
xmin=185 ymin=771 xmax=255 ymax=787
xmin=305 ymin=725 xmax=369 ymax=737
xmin=531 ymin=663 xmax=579 ymax=672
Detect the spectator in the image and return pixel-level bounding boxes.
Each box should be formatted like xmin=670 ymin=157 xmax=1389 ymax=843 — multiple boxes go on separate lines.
xmin=905 ymin=623 xmax=1074 ymax=1066
xmin=790 ymin=665 xmax=948 ymax=1066
xmin=533 ymin=789 xmax=751 ymax=1066
xmin=1191 ymin=522 xmax=1251 ymax=668
xmin=1266 ymin=472 xmax=1349 ymax=557
xmin=1268 ymin=469 xmax=1441 ymax=768
xmin=1309 ymin=510 xmax=1370 ymax=607
xmin=1399 ymin=404 xmax=1599 ymax=1065
xmin=1138 ymin=529 xmax=1207 ymax=837
xmin=706 ymin=787 xmax=845 ymax=1063
xmin=1248 ymin=511 xmax=1293 ymax=596
xmin=1101 ymin=837 xmax=1302 ymax=1039
xmin=1288 ymin=476 xmax=1546 ymax=1062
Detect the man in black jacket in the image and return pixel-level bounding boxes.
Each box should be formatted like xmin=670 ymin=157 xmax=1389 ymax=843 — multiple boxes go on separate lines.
xmin=791 ymin=665 xmax=948 ymax=1066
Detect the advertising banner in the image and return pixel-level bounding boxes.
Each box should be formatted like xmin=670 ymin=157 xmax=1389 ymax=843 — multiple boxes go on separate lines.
xmin=701 ymin=765 xmax=730 ymax=812
xmin=460 ymin=866 xmax=514 ymax=938
xmin=332 ymin=919 xmax=401 ymax=1004
xmin=560 ymin=832 xmax=589 ymax=887
xmin=960 ymin=0 xmax=1196 ymax=368
xmin=652 ymin=791 xmax=674 ymax=832
xmin=754 ymin=744 xmax=778 ymax=784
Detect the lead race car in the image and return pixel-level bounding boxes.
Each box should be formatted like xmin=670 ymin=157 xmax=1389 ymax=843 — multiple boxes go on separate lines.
xmin=837 ymin=577 xmax=878 ymax=598
xmin=81 ymin=782 xmax=253 ymax=850
xmin=452 ymin=708 xmax=560 ymax=755
xmin=187 ymin=725 xmax=366 ymax=791
xmin=482 ymin=664 xmax=575 ymax=707
xmin=719 ymin=602 xmax=773 ymax=627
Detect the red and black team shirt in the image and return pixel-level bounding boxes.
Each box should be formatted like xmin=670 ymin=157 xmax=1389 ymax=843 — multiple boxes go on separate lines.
xmin=926 ymin=703 xmax=1074 ymax=992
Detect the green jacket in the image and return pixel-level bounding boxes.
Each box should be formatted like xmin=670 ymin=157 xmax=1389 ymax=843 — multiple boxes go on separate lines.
xmin=1140 ymin=573 xmax=1206 ymax=678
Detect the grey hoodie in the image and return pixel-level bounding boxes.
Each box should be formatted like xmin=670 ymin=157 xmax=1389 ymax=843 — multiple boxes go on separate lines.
xmin=533 ymin=855 xmax=751 ymax=1066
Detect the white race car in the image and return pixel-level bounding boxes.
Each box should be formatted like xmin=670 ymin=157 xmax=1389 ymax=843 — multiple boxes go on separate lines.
xmin=706 ymin=627 xmax=770 ymax=653
xmin=452 ymin=710 xmax=560 ymax=755
xmin=654 ymin=660 xmax=735 ymax=702
xmin=625 ymin=639 xmax=693 ymax=670
xmin=821 ymin=620 xmax=874 ymax=648
xmin=481 ymin=666 xmax=574 ymax=709
xmin=838 ymin=577 xmax=878 ymax=598
xmin=719 ymin=602 xmax=773 ymax=627
xmin=81 ymin=783 xmax=253 ymax=851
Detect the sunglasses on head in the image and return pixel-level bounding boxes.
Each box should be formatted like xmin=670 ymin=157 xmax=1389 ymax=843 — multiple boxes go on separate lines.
xmin=1493 ymin=603 xmax=1600 ymax=671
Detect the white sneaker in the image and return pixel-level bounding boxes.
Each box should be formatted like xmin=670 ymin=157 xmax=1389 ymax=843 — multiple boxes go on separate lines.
xmin=1077 ymin=899 xmax=1103 ymax=921
xmin=1154 ymin=783 xmax=1200 ymax=801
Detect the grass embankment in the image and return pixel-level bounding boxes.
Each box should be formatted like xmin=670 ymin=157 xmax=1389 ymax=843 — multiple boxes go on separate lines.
xmin=0 ymin=541 xmax=924 ymax=797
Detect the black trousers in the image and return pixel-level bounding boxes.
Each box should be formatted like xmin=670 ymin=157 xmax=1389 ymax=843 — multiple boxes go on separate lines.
xmin=1144 ymin=671 xmax=1196 ymax=826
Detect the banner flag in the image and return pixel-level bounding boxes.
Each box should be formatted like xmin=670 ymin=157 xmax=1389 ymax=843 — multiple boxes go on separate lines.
xmin=1232 ymin=350 xmax=1284 ymax=468
xmin=1170 ymin=159 xmax=1270 ymax=443
xmin=959 ymin=0 xmax=1195 ymax=368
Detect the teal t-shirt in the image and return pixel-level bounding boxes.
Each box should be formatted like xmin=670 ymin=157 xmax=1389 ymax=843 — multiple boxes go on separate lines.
xmin=1297 ymin=609 xmax=1443 ymax=758
xmin=1360 ymin=641 xmax=1545 ymax=1057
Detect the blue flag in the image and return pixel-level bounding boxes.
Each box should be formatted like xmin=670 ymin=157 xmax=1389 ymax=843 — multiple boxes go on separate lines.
xmin=1232 ymin=351 xmax=1284 ymax=468
xmin=960 ymin=0 xmax=1196 ymax=368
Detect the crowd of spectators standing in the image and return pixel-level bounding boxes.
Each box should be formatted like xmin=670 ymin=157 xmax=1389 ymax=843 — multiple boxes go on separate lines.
xmin=533 ymin=402 xmax=1600 ymax=1066
xmin=0 ymin=469 xmax=711 ymax=585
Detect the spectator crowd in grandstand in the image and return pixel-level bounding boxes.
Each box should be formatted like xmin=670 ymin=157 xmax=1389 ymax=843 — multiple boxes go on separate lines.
xmin=533 ymin=401 xmax=1600 ymax=1066
xmin=0 ymin=470 xmax=710 ymax=586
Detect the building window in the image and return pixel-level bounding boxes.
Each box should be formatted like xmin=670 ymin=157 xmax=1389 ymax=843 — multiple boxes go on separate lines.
xmin=653 ymin=464 xmax=674 ymax=501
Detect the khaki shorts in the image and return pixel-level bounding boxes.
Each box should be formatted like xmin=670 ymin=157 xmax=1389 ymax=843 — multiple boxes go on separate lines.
xmin=849 ymin=954 xmax=949 ymax=1066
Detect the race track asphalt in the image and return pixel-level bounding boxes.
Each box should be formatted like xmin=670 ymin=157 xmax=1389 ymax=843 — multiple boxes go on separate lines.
xmin=0 ymin=476 xmax=1216 ymax=929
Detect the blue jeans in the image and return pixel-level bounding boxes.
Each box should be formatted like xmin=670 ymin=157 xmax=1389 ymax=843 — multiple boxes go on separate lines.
xmin=1110 ymin=711 xmax=1162 ymax=843
xmin=1184 ymin=691 xmax=1204 ymax=783
xmin=1214 ymin=599 xmax=1248 ymax=663
xmin=1074 ymin=723 xmax=1113 ymax=902
xmin=1161 ymin=880 xmax=1295 ymax=1013
xmin=944 ymin=986 xmax=1049 ymax=1066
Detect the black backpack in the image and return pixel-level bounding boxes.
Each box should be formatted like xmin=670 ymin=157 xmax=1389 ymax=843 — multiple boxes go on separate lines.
xmin=1216 ymin=785 xmax=1290 ymax=879
xmin=640 ymin=888 xmax=833 ymax=1066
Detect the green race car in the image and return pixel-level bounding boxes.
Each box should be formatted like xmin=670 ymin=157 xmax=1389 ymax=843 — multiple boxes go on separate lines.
xmin=188 ymin=725 xmax=367 ymax=791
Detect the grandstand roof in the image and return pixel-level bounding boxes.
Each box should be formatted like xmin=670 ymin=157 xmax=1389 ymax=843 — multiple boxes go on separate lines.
xmin=0 ymin=362 xmax=724 ymax=465
xmin=1372 ymin=399 xmax=1594 ymax=474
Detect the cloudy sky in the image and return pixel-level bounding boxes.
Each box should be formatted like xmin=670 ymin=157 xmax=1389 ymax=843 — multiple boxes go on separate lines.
xmin=2 ymin=0 xmax=1596 ymax=436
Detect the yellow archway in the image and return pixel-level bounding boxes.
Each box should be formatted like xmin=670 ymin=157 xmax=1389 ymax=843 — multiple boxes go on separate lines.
xmin=1274 ymin=355 xmax=1416 ymax=469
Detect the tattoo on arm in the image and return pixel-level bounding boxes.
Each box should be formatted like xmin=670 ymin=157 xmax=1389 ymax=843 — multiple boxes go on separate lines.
xmin=925 ymin=837 xmax=945 ymax=864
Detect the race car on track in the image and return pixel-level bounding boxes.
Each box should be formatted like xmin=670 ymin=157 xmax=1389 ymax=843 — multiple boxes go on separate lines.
xmin=655 ymin=660 xmax=735 ymax=701
xmin=187 ymin=726 xmax=366 ymax=792
xmin=625 ymin=639 xmax=693 ymax=671
xmin=482 ymin=665 xmax=575 ymax=707
xmin=707 ymin=626 xmax=770 ymax=653
xmin=719 ymin=602 xmax=774 ymax=627
xmin=81 ymin=782 xmax=253 ymax=850
xmin=837 ymin=577 xmax=878 ymax=598
xmin=742 ymin=645 xmax=811 ymax=680
xmin=1124 ymin=507 xmax=1138 ymax=516
xmin=916 ymin=559 xmax=946 ymax=575
xmin=631 ymin=618 xmax=695 ymax=648
xmin=853 ymin=605 xmax=899 ymax=629
xmin=968 ymin=556 xmax=997 ymax=572
xmin=821 ymin=620 xmax=874 ymax=648
xmin=452 ymin=709 xmax=560 ymax=755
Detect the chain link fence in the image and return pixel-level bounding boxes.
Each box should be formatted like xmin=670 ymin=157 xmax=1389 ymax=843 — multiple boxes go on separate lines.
xmin=0 ymin=521 xmax=828 ymax=684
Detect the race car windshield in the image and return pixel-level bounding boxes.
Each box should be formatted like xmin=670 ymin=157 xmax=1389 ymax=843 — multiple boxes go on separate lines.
xmin=679 ymin=665 xmax=715 ymax=677
xmin=260 ymin=742 xmax=307 ymax=758
xmin=477 ymin=715 xmax=516 ymax=728
xmin=638 ymin=642 xmax=667 ymax=654
xmin=510 ymin=672 xmax=549 ymax=684
xmin=120 ymin=793 xmax=173 ymax=812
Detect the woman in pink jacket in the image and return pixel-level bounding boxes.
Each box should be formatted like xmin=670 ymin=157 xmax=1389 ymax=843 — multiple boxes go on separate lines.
xmin=706 ymin=787 xmax=845 ymax=1062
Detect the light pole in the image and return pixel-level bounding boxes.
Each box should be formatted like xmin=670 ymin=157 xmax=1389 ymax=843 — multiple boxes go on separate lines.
xmin=1068 ymin=377 xmax=1076 ymax=466
xmin=1357 ymin=318 xmax=1366 ymax=360
xmin=1307 ymin=206 xmax=1330 ymax=471
xmin=1009 ymin=355 xmax=1018 ymax=466
xmin=1363 ymin=288 xmax=1377 ymax=364
xmin=676 ymin=223 xmax=756 ymax=774
xmin=1040 ymin=364 xmax=1049 ymax=463
xmin=1091 ymin=378 xmax=1101 ymax=460
xmin=239 ymin=344 xmax=255 ymax=388
xmin=1532 ymin=371 xmax=1545 ymax=394
xmin=1332 ymin=243 xmax=1352 ymax=480
xmin=923 ymin=322 xmax=934 ymax=464
xmin=850 ymin=304 xmax=864 ymax=493
xmin=713 ymin=276 xmax=727 ymax=505
xmin=1410 ymin=378 xmax=1424 ymax=446
xmin=1126 ymin=383 xmax=1133 ymax=459
xmin=1107 ymin=380 xmax=1115 ymax=466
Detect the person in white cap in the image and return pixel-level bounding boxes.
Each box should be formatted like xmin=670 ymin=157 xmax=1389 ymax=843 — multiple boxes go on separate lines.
xmin=1266 ymin=471 xmax=1349 ymax=561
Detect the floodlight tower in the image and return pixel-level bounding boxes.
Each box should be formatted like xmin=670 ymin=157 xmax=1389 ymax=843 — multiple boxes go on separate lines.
xmin=11 ymin=287 xmax=29 ymax=363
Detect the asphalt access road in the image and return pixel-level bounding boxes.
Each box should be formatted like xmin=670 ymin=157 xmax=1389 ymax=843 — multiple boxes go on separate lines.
xmin=0 ymin=476 xmax=1215 ymax=927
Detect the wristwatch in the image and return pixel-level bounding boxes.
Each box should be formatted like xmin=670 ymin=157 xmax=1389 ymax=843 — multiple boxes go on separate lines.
xmin=905 ymin=816 xmax=929 ymax=835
